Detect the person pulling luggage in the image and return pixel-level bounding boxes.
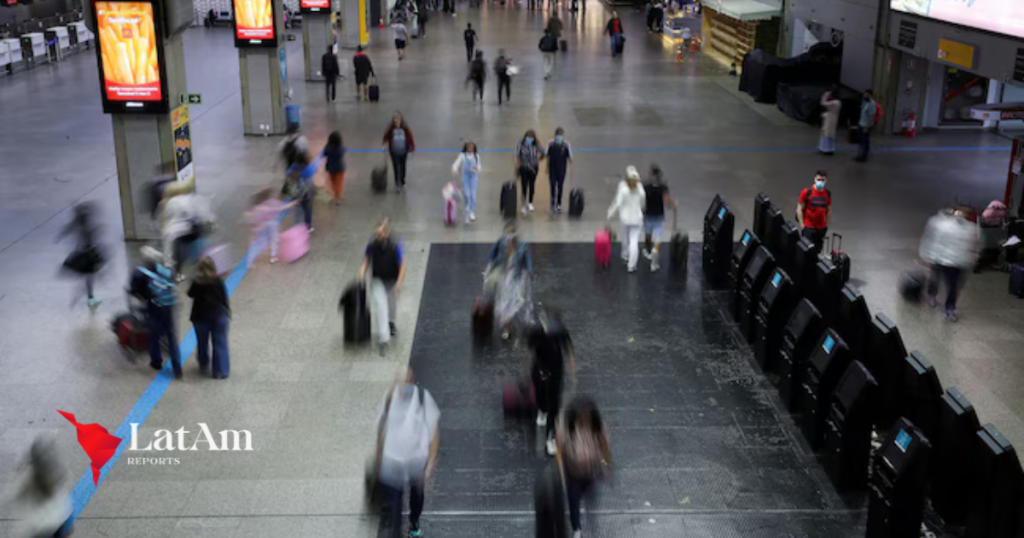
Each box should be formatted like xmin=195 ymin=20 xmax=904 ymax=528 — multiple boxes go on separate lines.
xmin=451 ymin=141 xmax=481 ymax=223
xmin=358 ymin=218 xmax=406 ymax=355
xmin=796 ymin=170 xmax=831 ymax=257
xmin=468 ymin=50 xmax=487 ymax=102
xmin=642 ymin=164 xmax=676 ymax=272
xmin=918 ymin=206 xmax=979 ymax=322
xmin=546 ymin=127 xmax=574 ymax=214
xmin=515 ymin=130 xmax=545 ymax=214
xmin=130 ymin=246 xmax=182 ymax=379
xmin=528 ymin=306 xmax=576 ymax=456
xmin=607 ymin=166 xmax=646 ymax=273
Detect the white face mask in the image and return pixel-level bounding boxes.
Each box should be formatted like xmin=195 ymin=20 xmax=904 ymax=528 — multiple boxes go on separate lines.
xmin=815 ymin=180 xmax=826 ymax=189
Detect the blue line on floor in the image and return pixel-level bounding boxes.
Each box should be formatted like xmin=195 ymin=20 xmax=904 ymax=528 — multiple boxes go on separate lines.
xmin=62 ymin=212 xmax=285 ymax=531
xmin=347 ymin=145 xmax=1010 ymax=154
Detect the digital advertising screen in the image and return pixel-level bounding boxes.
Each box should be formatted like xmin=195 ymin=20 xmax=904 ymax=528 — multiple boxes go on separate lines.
xmin=891 ymin=0 xmax=1024 ymax=39
xmin=234 ymin=0 xmax=277 ymax=47
xmin=300 ymin=0 xmax=331 ymax=12
xmin=93 ymin=0 xmax=169 ymax=114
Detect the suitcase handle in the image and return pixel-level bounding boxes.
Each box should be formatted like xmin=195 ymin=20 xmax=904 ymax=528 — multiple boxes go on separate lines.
xmin=831 ymin=233 xmax=842 ymax=252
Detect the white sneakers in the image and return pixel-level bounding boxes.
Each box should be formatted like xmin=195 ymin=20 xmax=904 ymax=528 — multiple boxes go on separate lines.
xmin=523 ymin=206 xmax=529 ymax=215
xmin=572 ymin=531 xmax=581 ymax=538
xmin=536 ymin=411 xmax=547 ymax=427
xmin=470 ymin=212 xmax=476 ymax=222
xmin=546 ymin=438 xmax=557 ymax=456
xmin=528 ymin=203 xmax=535 ymax=212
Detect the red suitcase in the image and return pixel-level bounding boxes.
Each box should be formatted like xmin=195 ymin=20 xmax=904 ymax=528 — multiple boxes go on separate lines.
xmin=595 ymin=230 xmax=612 ymax=268
xmin=472 ymin=296 xmax=494 ymax=339
xmin=503 ymin=380 xmax=536 ymax=416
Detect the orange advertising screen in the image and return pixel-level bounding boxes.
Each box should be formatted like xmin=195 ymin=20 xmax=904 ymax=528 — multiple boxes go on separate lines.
xmin=96 ymin=1 xmax=163 ymax=105
xmin=234 ymin=0 xmax=276 ymax=43
xmin=300 ymin=0 xmax=331 ymax=11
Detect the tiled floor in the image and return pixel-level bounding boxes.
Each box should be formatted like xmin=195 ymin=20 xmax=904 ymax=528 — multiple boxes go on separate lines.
xmin=0 ymin=1 xmax=1021 ymax=537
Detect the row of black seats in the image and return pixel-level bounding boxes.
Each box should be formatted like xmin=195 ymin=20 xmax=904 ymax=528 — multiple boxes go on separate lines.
xmin=701 ymin=193 xmax=1024 ymax=538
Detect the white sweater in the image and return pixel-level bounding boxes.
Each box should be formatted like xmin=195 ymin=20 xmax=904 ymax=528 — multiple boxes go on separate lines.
xmin=607 ymin=181 xmax=646 ymax=225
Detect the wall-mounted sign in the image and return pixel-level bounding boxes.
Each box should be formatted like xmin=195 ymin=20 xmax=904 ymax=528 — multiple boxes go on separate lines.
xmin=1015 ymin=48 xmax=1024 ymax=84
xmin=890 ymin=0 xmax=1024 ymax=40
xmin=234 ymin=0 xmax=277 ymax=47
xmin=93 ymin=0 xmax=169 ymax=114
xmin=171 ymin=105 xmax=194 ymax=183
xmin=300 ymin=0 xmax=330 ymax=13
xmin=970 ymin=103 xmax=1024 ymax=121
xmin=937 ymin=38 xmax=975 ymax=70
xmin=897 ymin=19 xmax=917 ymax=49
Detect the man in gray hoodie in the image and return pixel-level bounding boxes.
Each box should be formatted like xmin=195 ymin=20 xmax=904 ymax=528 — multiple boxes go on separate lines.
xmin=918 ymin=206 xmax=979 ymax=322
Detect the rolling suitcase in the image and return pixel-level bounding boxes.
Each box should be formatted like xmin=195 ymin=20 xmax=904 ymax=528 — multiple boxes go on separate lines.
xmin=559 ymin=39 xmax=568 ymax=52
xmin=900 ymin=271 xmax=926 ymax=303
xmin=444 ymin=197 xmax=458 ymax=226
xmin=472 ymin=296 xmax=494 ymax=338
xmin=569 ymin=188 xmax=584 ymax=217
xmin=535 ymin=463 xmax=568 ymax=538
xmin=668 ymin=209 xmax=688 ymax=269
xmin=368 ymin=78 xmax=380 ymax=102
xmin=1010 ymin=264 xmax=1024 ymax=298
xmin=112 ymin=312 xmax=149 ymax=353
xmin=371 ymin=166 xmax=388 ymax=193
xmin=503 ymin=380 xmax=536 ymax=416
xmin=279 ymin=224 xmax=309 ymax=263
xmin=830 ymin=233 xmax=850 ymax=284
xmin=500 ymin=181 xmax=517 ymax=219
xmin=339 ymin=282 xmax=371 ymax=343
xmin=615 ymin=35 xmax=624 ymax=54
xmin=595 ymin=229 xmax=612 ymax=268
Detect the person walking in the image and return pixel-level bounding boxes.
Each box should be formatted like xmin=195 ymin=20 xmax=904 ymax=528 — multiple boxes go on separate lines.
xmin=514 ymin=130 xmax=544 ymax=214
xmin=161 ymin=184 xmax=213 ymax=281
xmin=555 ymin=396 xmax=612 ymax=538
xmin=284 ymin=151 xmax=322 ymax=232
xmin=642 ymin=164 xmax=675 ymax=272
xmin=359 ymin=218 xmax=406 ymax=354
xmin=918 ymin=207 xmax=980 ymax=322
xmin=546 ymin=12 xmax=563 ymax=41
xmin=393 ymin=20 xmax=409 ymax=61
xmin=244 ymin=188 xmax=296 ymax=266
xmin=131 ymin=246 xmax=182 ymax=379
xmin=485 ymin=225 xmax=534 ymax=341
xmin=605 ymin=11 xmax=624 ymax=56
xmin=189 ymin=257 xmax=231 ymax=379
xmin=353 ymin=46 xmax=376 ymax=101
xmin=528 ymin=306 xmax=576 ymax=456
xmin=375 ymin=369 xmax=440 ymax=538
xmin=546 ymin=127 xmax=574 ymax=213
xmin=58 ymin=202 xmax=106 ymax=309
xmin=607 ymin=166 xmax=647 ymax=273
xmin=495 ymin=49 xmax=512 ymax=105
xmin=855 ymin=90 xmax=877 ymax=162
xmin=417 ymin=7 xmax=429 ymax=38
xmin=322 ymin=131 xmax=346 ymax=204
xmin=468 ymin=50 xmax=487 ymax=102
xmin=321 ymin=45 xmax=340 ymax=102
xmin=538 ymin=29 xmax=559 ymax=80
xmin=464 ymin=23 xmax=478 ymax=62
xmin=8 ymin=436 xmax=72 ymax=538
xmin=451 ymin=141 xmax=481 ymax=223
xmin=796 ymin=170 xmax=831 ymax=256
xmin=383 ymin=112 xmax=416 ymax=191
xmin=819 ymin=88 xmax=841 ymax=155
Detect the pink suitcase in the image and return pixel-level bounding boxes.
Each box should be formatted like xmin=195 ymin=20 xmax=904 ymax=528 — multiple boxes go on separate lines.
xmin=502 ymin=380 xmax=536 ymax=416
xmin=202 ymin=244 xmax=233 ymax=275
xmin=595 ymin=230 xmax=611 ymax=267
xmin=444 ymin=197 xmax=458 ymax=226
xmin=279 ymin=225 xmax=309 ymax=263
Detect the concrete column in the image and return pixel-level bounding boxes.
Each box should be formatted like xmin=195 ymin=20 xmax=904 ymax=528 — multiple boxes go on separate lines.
xmin=111 ymin=33 xmax=187 ymax=241
xmin=238 ymin=0 xmax=288 ymax=135
xmin=340 ymin=0 xmax=368 ymax=49
xmin=302 ymin=12 xmax=332 ymax=81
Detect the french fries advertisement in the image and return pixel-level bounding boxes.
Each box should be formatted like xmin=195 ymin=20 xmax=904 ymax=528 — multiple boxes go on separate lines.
xmin=96 ymin=1 xmax=162 ymax=102
xmin=234 ymin=0 xmax=276 ymax=40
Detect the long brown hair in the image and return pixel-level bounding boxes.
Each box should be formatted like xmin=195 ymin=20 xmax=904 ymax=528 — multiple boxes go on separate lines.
xmin=196 ymin=257 xmax=219 ymax=284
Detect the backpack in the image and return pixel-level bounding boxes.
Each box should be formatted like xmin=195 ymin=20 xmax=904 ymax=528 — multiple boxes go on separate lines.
xmin=138 ymin=265 xmax=176 ymax=307
xmin=874 ymin=102 xmax=883 ymax=123
xmin=539 ymin=35 xmax=557 ymax=53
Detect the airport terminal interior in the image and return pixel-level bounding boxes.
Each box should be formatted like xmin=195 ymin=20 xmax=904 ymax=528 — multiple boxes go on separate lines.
xmin=2 ymin=0 xmax=1024 ymax=537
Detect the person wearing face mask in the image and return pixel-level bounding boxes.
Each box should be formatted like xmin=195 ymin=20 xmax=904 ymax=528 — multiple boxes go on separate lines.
xmin=514 ymin=130 xmax=544 ymax=214
xmin=359 ymin=218 xmax=407 ymax=355
xmin=796 ymin=171 xmax=832 ymax=256
xmin=546 ymin=127 xmax=574 ymax=214
xmin=855 ymin=90 xmax=877 ymax=162
xmin=374 ymin=369 xmax=440 ymax=538
xmin=607 ymin=166 xmax=647 ymax=273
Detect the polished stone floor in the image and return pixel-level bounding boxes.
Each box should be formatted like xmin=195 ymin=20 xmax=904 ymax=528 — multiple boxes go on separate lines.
xmin=0 ymin=1 xmax=1021 ymax=537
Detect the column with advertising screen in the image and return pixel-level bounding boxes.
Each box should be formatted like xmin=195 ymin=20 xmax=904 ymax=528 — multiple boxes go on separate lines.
xmin=235 ymin=0 xmax=288 ymax=135
xmin=301 ymin=0 xmax=334 ymax=82
xmin=89 ymin=0 xmax=194 ymax=241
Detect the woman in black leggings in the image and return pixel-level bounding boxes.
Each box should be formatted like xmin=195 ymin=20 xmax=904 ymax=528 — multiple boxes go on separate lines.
xmin=514 ymin=129 xmax=544 ymax=214
xmin=382 ymin=112 xmax=416 ymax=191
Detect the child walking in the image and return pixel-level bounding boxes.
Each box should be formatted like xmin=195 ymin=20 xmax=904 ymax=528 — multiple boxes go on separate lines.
xmin=452 ymin=141 xmax=481 ymax=223
xmin=244 ymin=188 xmax=296 ymax=266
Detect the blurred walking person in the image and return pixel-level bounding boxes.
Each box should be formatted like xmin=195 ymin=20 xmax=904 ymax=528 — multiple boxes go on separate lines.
xmin=468 ymin=50 xmax=487 ymax=102
xmin=918 ymin=206 xmax=980 ymax=322
xmin=529 ymin=306 xmax=576 ymax=456
xmin=189 ymin=257 xmax=231 ymax=379
xmin=495 ymin=49 xmax=512 ymax=105
xmin=642 ymin=164 xmax=675 ymax=272
xmin=323 ymin=131 xmax=347 ymax=204
xmin=131 ymin=246 xmax=182 ymax=379
xmin=485 ymin=225 xmax=534 ymax=340
xmin=546 ymin=127 xmax=574 ymax=213
xmin=819 ymin=88 xmax=841 ymax=155
xmin=383 ymin=112 xmax=416 ymax=191
xmin=6 ymin=436 xmax=71 ymax=538
xmin=375 ymin=370 xmax=440 ymax=538
xmin=353 ymin=46 xmax=376 ymax=101
xmin=607 ymin=166 xmax=646 ymax=273
xmin=855 ymin=90 xmax=877 ymax=162
xmin=605 ymin=11 xmax=624 ymax=56
xmin=284 ymin=151 xmax=322 ymax=232
xmin=515 ymin=130 xmax=544 ymax=214
xmin=359 ymin=218 xmax=407 ymax=354
xmin=244 ymin=188 xmax=296 ymax=267
xmin=58 ymin=202 xmax=106 ymax=309
xmin=539 ymin=29 xmax=558 ymax=80
xmin=452 ymin=141 xmax=481 ymax=223
xmin=321 ymin=45 xmax=340 ymax=102
xmin=393 ymin=19 xmax=409 ymax=61
xmin=555 ymin=396 xmax=612 ymax=538
xmin=464 ymin=23 xmax=478 ymax=62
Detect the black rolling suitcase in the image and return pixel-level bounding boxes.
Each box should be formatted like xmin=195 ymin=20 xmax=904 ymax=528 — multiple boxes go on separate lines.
xmin=534 ymin=463 xmax=568 ymax=538
xmin=368 ymin=78 xmax=380 ymax=102
xmin=371 ymin=165 xmax=387 ymax=193
xmin=569 ymin=188 xmax=584 ymax=217
xmin=1010 ymin=264 xmax=1024 ymax=298
xmin=559 ymin=39 xmax=568 ymax=52
xmin=829 ymin=233 xmax=850 ymax=284
xmin=339 ymin=282 xmax=371 ymax=343
xmin=500 ymin=181 xmax=517 ymax=219
xmin=669 ymin=208 xmax=688 ymax=269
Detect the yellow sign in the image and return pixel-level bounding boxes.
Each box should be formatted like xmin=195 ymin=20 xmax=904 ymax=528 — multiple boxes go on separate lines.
xmin=937 ymin=38 xmax=975 ymax=70
xmin=170 ymin=104 xmax=189 ymax=130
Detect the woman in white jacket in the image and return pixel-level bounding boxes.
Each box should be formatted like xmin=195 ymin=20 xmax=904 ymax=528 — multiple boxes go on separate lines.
xmin=452 ymin=141 xmax=481 ymax=223
xmin=607 ymin=166 xmax=646 ymax=272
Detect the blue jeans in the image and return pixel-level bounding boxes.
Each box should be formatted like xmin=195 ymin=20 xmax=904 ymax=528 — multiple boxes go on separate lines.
xmin=462 ymin=175 xmax=478 ymax=214
xmin=195 ymin=314 xmax=230 ymax=378
xmin=610 ymin=34 xmax=621 ymax=55
xmin=296 ymin=195 xmax=313 ymax=229
xmin=857 ymin=126 xmax=871 ymax=160
xmin=148 ymin=306 xmax=181 ymax=376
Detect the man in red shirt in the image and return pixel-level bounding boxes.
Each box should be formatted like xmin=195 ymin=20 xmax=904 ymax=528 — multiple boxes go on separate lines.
xmin=796 ymin=170 xmax=832 ymax=256
xmin=605 ymin=12 xmax=624 ymax=56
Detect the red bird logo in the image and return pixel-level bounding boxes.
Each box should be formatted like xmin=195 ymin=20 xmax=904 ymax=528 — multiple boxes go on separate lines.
xmin=58 ymin=410 xmax=122 ymax=485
